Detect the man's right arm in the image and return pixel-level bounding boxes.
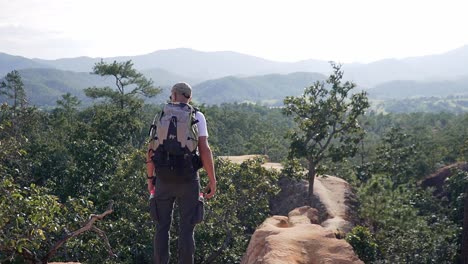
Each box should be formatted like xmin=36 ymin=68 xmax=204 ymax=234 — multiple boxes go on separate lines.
xmin=198 ymin=136 xmax=216 ymax=199
xmin=146 ymin=148 xmax=155 ymax=194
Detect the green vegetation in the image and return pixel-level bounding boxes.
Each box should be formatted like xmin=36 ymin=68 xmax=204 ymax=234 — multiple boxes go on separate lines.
xmin=201 ymin=103 xmax=292 ymax=162
xmin=1 ymin=65 xmax=467 ymax=263
xmin=0 ymin=70 xmax=26 ymax=112
xmin=284 ymin=64 xmax=369 ymax=196
xmin=370 ymin=95 xmax=468 ymax=114
xmin=193 ymin=72 xmax=326 ymax=106
xmin=0 ymin=66 xmax=282 ymax=263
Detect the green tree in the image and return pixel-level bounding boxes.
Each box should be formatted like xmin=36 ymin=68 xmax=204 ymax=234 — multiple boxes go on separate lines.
xmin=55 ymin=93 xmax=81 ymax=124
xmin=283 ymin=63 xmax=369 ymax=196
xmin=194 ymin=157 xmax=280 ymax=263
xmin=84 ymin=60 xmax=160 ymax=110
xmin=83 ymin=60 xmax=161 ymax=147
xmin=346 ymin=226 xmax=378 ymax=263
xmin=0 ymin=70 xmax=27 ymax=113
xmin=373 ymin=126 xmax=422 ymax=186
xmin=445 ymin=168 xmax=468 ymax=263
xmin=0 ymin=70 xmax=29 ymax=138
xmin=357 ymin=175 xmax=459 ymax=263
xmin=0 ymin=129 xmax=108 ymax=264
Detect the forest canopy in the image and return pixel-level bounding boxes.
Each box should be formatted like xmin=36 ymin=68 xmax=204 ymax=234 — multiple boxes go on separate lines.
xmin=1 ymin=66 xmax=467 ymax=263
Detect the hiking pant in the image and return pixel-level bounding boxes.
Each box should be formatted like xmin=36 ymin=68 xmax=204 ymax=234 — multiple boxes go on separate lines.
xmin=153 ymin=176 xmax=199 ymax=264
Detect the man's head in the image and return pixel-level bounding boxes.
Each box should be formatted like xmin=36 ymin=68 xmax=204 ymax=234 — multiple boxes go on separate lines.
xmin=171 ymin=82 xmax=192 ymax=103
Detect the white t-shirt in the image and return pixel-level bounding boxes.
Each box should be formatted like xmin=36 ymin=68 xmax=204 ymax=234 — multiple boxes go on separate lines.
xmin=195 ymin=111 xmax=208 ymax=137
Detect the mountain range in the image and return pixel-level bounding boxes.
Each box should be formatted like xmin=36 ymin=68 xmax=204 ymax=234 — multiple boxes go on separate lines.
xmin=1 ymin=46 xmax=468 ymax=108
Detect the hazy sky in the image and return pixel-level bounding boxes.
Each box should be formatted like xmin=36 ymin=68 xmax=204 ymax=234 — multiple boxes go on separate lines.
xmin=1 ymin=0 xmax=467 ymax=63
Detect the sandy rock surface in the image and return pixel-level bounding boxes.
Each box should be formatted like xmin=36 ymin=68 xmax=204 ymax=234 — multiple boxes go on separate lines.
xmin=242 ymin=206 xmax=363 ymax=264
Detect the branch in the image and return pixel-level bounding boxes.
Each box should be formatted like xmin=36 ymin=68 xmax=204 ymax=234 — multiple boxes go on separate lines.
xmin=313 ymin=123 xmax=337 ymax=164
xmin=115 ymin=75 xmax=124 ymax=95
xmin=41 ymin=201 xmax=115 ymax=263
xmin=20 ymin=246 xmax=40 ymax=264
xmin=321 ymin=122 xmax=337 ymax=152
xmin=92 ymin=226 xmax=116 ymax=258
xmin=203 ymin=211 xmax=233 ymax=264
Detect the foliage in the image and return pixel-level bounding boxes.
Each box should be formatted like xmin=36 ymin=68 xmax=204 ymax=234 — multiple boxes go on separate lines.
xmin=346 ymin=226 xmax=378 ymax=263
xmin=445 ymin=168 xmax=468 ymax=225
xmin=357 ymin=174 xmax=459 ymax=263
xmin=0 ymin=70 xmax=26 ymax=111
xmin=1 ymin=69 xmax=467 ymax=263
xmin=373 ymin=127 xmax=424 ymax=186
xmin=82 ymin=60 xmax=162 ymax=148
xmin=193 ymin=157 xmax=280 ymax=263
xmin=0 ymin=177 xmax=62 ymax=262
xmin=85 ymin=60 xmax=161 ymax=110
xmin=280 ymin=158 xmax=307 ymax=180
xmin=283 ymin=63 xmax=369 ymax=195
xmin=202 ymin=103 xmax=292 ymax=162
xmin=93 ymin=148 xmax=153 ymax=264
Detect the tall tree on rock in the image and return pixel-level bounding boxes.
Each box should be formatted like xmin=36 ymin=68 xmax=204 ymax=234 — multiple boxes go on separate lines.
xmin=283 ymin=63 xmax=369 ymax=197
xmin=85 ymin=60 xmax=160 ymax=109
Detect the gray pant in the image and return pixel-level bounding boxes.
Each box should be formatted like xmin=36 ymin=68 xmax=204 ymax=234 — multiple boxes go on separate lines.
xmin=153 ymin=176 xmax=199 ymax=264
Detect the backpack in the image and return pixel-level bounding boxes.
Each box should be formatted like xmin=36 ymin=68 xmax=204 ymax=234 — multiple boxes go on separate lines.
xmin=148 ymin=103 xmax=202 ymax=183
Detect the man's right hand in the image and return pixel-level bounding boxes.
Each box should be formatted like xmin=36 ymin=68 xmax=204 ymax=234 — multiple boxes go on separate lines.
xmin=204 ymin=181 xmax=217 ymax=199
xmin=147 ymin=179 xmax=155 ymax=194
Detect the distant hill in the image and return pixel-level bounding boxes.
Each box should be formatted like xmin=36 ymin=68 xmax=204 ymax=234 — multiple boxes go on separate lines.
xmin=32 ymin=49 xmax=331 ymax=81
xmin=367 ymin=76 xmax=468 ymax=99
xmin=0 ymin=67 xmax=199 ymax=108
xmin=370 ymin=96 xmax=468 ymax=114
xmin=2 ymin=68 xmax=112 ymax=107
xmin=141 ymin=67 xmax=201 ymax=87
xmin=343 ymin=45 xmax=468 ymax=87
xmin=3 ymin=66 xmax=467 ymax=110
xmin=0 ymin=53 xmax=51 ymax=76
xmin=30 ymin=45 xmax=468 ymax=87
xmin=33 ymin=56 xmax=99 ymax=73
xmin=1 ymin=69 xmax=327 ymax=107
xmin=193 ymin=72 xmax=327 ymax=105
xmin=2 ymin=46 xmax=468 ymax=110
xmin=3 ymin=46 xmax=468 ymax=87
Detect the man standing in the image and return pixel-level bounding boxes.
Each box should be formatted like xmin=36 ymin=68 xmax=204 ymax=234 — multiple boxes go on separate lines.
xmin=146 ymin=82 xmax=217 ymax=264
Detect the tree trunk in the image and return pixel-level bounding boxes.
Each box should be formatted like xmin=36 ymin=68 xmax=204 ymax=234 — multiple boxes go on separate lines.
xmin=308 ymin=161 xmax=316 ymax=197
xmin=461 ymin=187 xmax=468 ymax=264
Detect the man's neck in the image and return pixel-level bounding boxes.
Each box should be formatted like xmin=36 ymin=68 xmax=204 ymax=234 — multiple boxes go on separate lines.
xmin=172 ymin=100 xmax=190 ymax=104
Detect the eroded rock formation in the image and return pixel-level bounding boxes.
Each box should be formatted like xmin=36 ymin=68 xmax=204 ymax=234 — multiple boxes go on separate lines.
xmin=270 ymin=175 xmax=358 ymax=234
xmin=242 ymin=206 xmax=363 ymax=264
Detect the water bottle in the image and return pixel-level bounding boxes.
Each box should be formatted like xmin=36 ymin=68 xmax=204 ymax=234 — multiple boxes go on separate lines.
xmin=149 ymin=189 xmax=158 ymax=222
xmin=193 ymin=192 xmax=205 ymax=224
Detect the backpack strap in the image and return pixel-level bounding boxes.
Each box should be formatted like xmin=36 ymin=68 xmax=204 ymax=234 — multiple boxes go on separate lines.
xmin=190 ymin=105 xmax=200 ymax=125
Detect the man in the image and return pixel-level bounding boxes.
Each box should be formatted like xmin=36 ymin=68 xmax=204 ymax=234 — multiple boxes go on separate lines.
xmin=146 ymin=82 xmax=217 ymax=264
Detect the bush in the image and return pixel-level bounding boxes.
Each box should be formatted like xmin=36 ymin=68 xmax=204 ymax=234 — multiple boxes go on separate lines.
xmin=346 ymin=225 xmax=378 ymax=263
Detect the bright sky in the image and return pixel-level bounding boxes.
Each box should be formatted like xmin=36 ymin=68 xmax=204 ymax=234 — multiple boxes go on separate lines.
xmin=1 ymin=0 xmax=467 ymax=63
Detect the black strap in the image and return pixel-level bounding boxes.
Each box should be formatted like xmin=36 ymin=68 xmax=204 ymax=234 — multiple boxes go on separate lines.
xmin=148 ymin=124 xmax=157 ymax=136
